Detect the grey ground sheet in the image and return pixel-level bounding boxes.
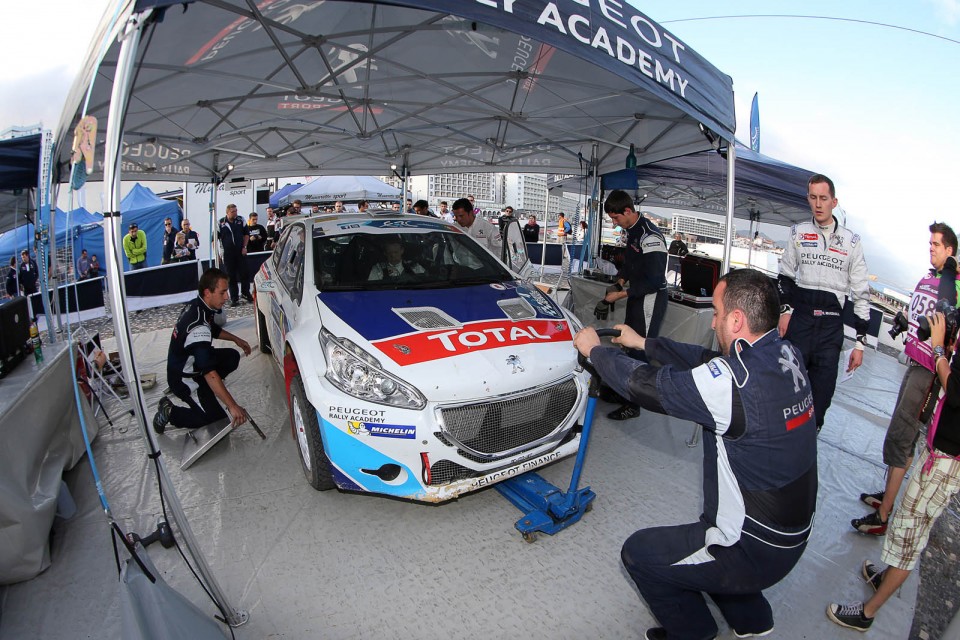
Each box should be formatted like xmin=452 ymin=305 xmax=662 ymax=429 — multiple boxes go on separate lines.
xmin=0 ymin=316 xmax=916 ymax=639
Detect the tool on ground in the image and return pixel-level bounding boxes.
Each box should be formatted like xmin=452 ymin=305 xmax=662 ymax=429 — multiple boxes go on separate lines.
xmin=495 ymin=328 xmax=620 ymax=542
xmin=126 ymin=517 xmax=175 ymax=549
xmin=245 ymin=410 xmax=266 ymax=440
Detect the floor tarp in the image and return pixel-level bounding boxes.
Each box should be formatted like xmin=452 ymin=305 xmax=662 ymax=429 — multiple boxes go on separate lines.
xmin=0 ymin=316 xmax=916 ymax=639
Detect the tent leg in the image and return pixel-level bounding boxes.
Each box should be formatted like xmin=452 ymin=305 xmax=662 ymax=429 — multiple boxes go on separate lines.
xmin=100 ymin=11 xmax=247 ymax=628
xmin=721 ymin=144 xmax=736 ymax=275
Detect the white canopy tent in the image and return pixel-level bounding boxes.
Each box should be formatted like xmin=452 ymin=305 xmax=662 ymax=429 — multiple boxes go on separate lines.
xmin=280 ymin=175 xmax=401 ymax=206
xmin=50 ymin=0 xmax=737 ymax=632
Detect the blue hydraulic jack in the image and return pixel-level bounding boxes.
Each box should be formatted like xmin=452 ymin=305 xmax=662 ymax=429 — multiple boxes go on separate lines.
xmin=496 ymin=328 xmax=619 ymax=542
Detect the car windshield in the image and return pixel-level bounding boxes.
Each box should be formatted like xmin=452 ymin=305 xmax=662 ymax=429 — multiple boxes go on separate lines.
xmin=313 ymin=230 xmax=513 ymax=291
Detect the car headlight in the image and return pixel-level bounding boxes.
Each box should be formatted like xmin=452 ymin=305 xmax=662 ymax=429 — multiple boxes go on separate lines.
xmin=320 ymin=329 xmax=426 ymax=409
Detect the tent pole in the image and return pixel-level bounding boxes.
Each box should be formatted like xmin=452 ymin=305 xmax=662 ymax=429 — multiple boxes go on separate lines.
xmin=585 ymin=142 xmax=600 ymax=274
xmin=209 ymin=177 xmax=220 ymax=268
xmin=100 ymin=11 xmax=247 ymax=628
xmin=722 ymin=144 xmax=736 ymax=275
xmin=36 ymin=133 xmax=57 ymax=342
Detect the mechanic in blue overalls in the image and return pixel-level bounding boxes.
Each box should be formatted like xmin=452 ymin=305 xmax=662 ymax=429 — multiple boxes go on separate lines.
xmin=574 ymin=268 xmax=818 ymax=640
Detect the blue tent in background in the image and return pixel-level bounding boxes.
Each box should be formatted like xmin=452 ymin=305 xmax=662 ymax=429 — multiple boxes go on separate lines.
xmin=73 ymin=184 xmax=181 ymax=270
xmin=0 ymin=206 xmax=105 ymax=262
xmin=269 ymin=183 xmax=302 ymax=208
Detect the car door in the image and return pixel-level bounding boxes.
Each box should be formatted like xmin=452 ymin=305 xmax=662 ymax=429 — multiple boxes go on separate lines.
xmin=267 ymin=223 xmax=306 ymax=365
xmin=501 ymin=218 xmax=533 ymax=280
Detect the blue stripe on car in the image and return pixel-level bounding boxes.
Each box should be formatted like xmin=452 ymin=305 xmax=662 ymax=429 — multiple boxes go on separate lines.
xmin=318 ymin=282 xmax=562 ymax=341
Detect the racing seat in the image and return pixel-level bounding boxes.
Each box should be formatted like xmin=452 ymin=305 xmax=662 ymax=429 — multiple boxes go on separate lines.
xmin=337 ymin=236 xmax=382 ymax=285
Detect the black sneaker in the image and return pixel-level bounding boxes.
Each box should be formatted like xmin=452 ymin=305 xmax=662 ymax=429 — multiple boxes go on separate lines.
xmin=862 ymin=560 xmax=884 ymax=592
xmin=153 ymin=397 xmax=173 ymax=434
xmin=644 ymin=629 xmax=668 ymax=640
xmin=734 ymin=626 xmax=774 ymax=638
xmin=826 ymin=601 xmax=873 ymax=631
xmin=851 ymin=510 xmax=887 ymax=536
xmin=241 ymin=293 xmax=253 ymax=303
xmin=608 ymin=404 xmax=640 ymax=420
xmin=860 ymin=490 xmax=884 ymax=509
xmin=230 ymin=300 xmax=241 ymax=307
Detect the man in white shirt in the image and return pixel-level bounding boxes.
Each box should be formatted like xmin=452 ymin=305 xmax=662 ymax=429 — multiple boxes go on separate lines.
xmin=452 ymin=197 xmax=499 ymax=253
xmin=438 ymin=200 xmax=454 ymax=223
xmin=368 ymin=240 xmax=426 ymax=281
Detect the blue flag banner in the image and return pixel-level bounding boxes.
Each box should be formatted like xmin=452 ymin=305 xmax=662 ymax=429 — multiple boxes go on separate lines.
xmin=750 ymin=93 xmax=760 ymax=153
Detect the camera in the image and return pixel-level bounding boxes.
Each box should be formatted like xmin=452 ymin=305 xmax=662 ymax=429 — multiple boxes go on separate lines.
xmin=888 ymin=311 xmax=909 ymax=339
xmin=917 ymin=298 xmax=959 ymax=344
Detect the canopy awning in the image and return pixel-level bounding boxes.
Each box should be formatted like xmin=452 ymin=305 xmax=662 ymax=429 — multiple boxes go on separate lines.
xmin=53 ymin=0 xmax=735 ymax=184
xmin=550 ymin=143 xmax=813 ymax=227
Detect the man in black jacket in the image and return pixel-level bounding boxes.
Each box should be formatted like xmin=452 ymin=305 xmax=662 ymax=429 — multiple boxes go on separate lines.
xmin=594 ymin=189 xmax=668 ymax=420
xmin=153 ymin=268 xmax=251 ymax=434
xmin=576 ymin=269 xmax=817 ymax=640
xmin=18 ymin=250 xmax=39 ymax=296
xmin=218 ymin=204 xmax=250 ymax=306
xmin=522 ymin=215 xmax=540 ymax=242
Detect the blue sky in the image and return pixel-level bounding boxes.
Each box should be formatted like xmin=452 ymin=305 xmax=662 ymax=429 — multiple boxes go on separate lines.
xmin=631 ymin=0 xmax=960 ymax=289
xmin=2 ymin=1 xmax=958 ymax=290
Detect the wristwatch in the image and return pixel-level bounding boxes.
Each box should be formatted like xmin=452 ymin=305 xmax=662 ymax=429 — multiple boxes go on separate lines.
xmin=934 ymin=345 xmax=946 ymax=359
xmin=779 ymin=304 xmax=792 ymax=315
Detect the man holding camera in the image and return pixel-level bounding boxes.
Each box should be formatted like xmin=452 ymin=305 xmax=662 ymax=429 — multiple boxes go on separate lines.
xmin=594 ymin=189 xmax=668 ymax=421
xmin=852 ymin=222 xmax=959 ymax=535
xmin=828 ymin=309 xmax=960 ymax=632
xmin=777 ymin=174 xmax=870 ymax=432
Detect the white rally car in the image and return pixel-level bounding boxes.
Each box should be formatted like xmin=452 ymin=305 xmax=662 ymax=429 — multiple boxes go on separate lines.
xmin=253 ymin=211 xmax=588 ymax=502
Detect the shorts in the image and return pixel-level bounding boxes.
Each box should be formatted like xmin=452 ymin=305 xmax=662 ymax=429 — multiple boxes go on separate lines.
xmin=881 ymin=446 xmax=960 ymax=571
xmin=882 ymin=363 xmax=935 ymax=468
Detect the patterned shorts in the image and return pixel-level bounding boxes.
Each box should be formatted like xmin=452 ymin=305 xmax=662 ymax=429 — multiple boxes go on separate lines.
xmin=881 ymin=447 xmax=960 ymax=571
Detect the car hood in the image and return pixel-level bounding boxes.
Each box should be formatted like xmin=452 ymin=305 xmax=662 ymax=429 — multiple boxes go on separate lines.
xmin=318 ymin=281 xmax=577 ymax=400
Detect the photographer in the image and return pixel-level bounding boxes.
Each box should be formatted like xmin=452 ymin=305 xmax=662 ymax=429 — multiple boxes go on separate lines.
xmin=852 ymin=222 xmax=959 ymax=535
xmin=828 ymin=309 xmax=960 ymax=632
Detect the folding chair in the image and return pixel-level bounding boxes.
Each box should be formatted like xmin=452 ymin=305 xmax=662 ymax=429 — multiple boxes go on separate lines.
xmin=75 ymin=329 xmax=134 ymax=424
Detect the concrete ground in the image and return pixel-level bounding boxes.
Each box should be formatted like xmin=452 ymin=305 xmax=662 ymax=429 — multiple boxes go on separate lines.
xmin=1 ymin=308 xmax=919 ymax=639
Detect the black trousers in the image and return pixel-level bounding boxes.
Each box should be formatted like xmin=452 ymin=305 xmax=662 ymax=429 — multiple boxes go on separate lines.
xmin=783 ymin=310 xmax=844 ymax=429
xmin=222 ymin=251 xmax=250 ymax=301
xmin=169 ymin=348 xmax=241 ymax=429
xmin=621 ymin=521 xmax=807 ymax=640
xmin=624 ymin=288 xmax=668 ymax=339
xmin=616 ymin=289 xmax=669 ymax=408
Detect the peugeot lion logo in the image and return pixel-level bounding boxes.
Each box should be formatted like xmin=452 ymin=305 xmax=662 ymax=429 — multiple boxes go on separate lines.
xmin=506 ymin=355 xmax=524 ymax=374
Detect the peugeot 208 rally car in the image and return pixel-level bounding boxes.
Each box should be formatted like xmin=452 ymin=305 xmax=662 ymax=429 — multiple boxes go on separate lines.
xmin=253 ymin=211 xmax=589 ymax=502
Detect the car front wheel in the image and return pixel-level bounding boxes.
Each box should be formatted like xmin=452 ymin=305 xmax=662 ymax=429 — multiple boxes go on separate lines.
xmin=289 ymin=374 xmax=335 ymax=491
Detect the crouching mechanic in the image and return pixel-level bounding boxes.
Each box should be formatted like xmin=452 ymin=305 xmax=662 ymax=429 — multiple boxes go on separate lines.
xmin=574 ymin=269 xmax=818 ymax=640
xmin=153 ymin=268 xmax=251 ymax=433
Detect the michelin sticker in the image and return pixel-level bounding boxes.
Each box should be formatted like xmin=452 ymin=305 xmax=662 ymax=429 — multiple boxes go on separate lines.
xmin=347 ymin=421 xmax=416 ymax=439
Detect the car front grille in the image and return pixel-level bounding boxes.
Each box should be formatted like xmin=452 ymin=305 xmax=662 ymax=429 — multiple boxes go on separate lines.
xmin=436 ymin=378 xmax=579 ymax=461
xmin=427 ymin=460 xmax=478 ymax=485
